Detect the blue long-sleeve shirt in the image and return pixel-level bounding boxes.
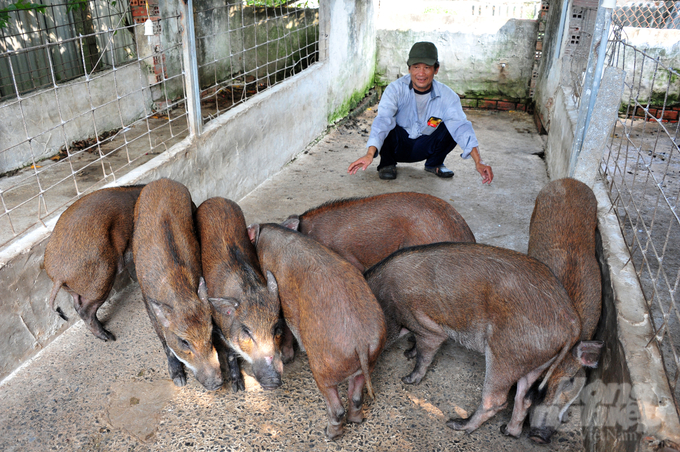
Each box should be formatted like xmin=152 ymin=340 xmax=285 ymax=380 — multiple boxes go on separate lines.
xmin=366 ymin=75 xmax=479 ymax=159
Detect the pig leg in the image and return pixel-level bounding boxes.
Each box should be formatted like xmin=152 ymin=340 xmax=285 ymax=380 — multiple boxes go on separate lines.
xmin=280 ymin=323 xmax=296 ymax=364
xmin=214 ymin=331 xmax=244 ymax=392
xmin=320 ymin=385 xmax=346 ymax=440
xmin=72 ymin=294 xmax=116 ymax=341
xmin=346 ymin=373 xmax=366 ymax=424
xmin=143 ymin=300 xmax=187 ymax=386
xmin=502 ymin=359 xmax=556 ymax=437
xmin=402 ymin=317 xmax=448 ymax=385
xmin=404 ymin=333 xmax=417 ymax=359
xmin=227 ymin=348 xmax=245 ymax=392
xmin=163 ymin=344 xmax=188 ymax=387
xmin=447 ymin=349 xmax=511 ymax=433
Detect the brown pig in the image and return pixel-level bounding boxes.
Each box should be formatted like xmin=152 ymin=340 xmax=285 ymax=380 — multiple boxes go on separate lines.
xmin=195 ymin=197 xmax=284 ymax=392
xmin=282 ymin=192 xmax=475 ymax=271
xmin=248 ymin=223 xmax=386 ymax=440
xmin=133 ymin=178 xmax=222 ymax=391
xmin=364 ymin=242 xmax=583 ymax=438
xmin=527 ymin=178 xmax=603 ymax=444
xmin=45 ymin=185 xmax=145 ymax=341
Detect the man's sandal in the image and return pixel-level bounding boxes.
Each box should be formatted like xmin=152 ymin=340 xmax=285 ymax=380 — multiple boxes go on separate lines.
xmin=424 ymin=165 xmax=454 ymax=178
xmin=379 ymin=165 xmax=397 ymax=180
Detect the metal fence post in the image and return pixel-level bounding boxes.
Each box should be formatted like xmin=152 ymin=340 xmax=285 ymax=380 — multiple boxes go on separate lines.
xmin=569 ymin=0 xmax=615 ymax=177
xmin=179 ymin=0 xmax=202 ymax=137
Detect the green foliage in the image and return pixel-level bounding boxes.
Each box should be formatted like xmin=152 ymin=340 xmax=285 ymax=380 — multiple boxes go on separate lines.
xmin=0 ymin=0 xmax=99 ymax=29
xmin=244 ymin=0 xmax=289 ymax=6
xmin=244 ymin=0 xmax=312 ymax=6
xmin=66 ymin=0 xmax=87 ymax=13
xmin=0 ymin=0 xmax=46 ymax=29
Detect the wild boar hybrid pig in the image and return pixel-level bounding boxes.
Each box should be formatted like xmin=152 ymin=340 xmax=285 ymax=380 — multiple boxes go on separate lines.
xmin=195 ymin=197 xmax=284 ymax=392
xmin=45 ymin=185 xmax=145 ymax=341
xmin=364 ymin=242 xmax=582 ymax=438
xmin=282 ymin=191 xmax=475 ymax=271
xmin=527 ymin=178 xmax=604 ymax=444
xmin=248 ymin=223 xmax=386 ymax=440
xmin=133 ymin=178 xmax=222 ymax=391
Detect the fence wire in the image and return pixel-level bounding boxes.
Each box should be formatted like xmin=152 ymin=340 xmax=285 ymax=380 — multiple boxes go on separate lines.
xmin=613 ymin=1 xmax=680 ymax=29
xmin=0 ymin=0 xmax=320 ymax=248
xmin=195 ymin=1 xmax=319 ymax=124
xmin=600 ymin=23 xmax=680 ymax=414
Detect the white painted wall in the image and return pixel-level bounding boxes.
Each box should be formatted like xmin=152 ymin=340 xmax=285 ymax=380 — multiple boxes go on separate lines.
xmin=375 ymin=0 xmax=538 ymax=100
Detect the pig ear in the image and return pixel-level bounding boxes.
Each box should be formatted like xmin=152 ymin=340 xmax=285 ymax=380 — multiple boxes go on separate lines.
xmin=208 ymin=297 xmax=239 ymax=316
xmin=266 ymin=270 xmax=278 ymax=294
xmin=574 ymin=340 xmax=604 ymax=368
xmin=197 ymin=277 xmax=208 ymax=303
xmin=247 ymin=223 xmax=260 ymax=245
xmin=148 ymin=299 xmax=173 ymax=329
xmin=281 ymin=215 xmax=300 ymax=231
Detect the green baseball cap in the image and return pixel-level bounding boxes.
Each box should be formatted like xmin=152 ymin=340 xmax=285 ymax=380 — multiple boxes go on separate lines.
xmin=407 ymin=42 xmax=438 ymax=66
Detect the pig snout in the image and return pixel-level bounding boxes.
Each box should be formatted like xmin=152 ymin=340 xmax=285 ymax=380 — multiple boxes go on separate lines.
xmin=528 ymin=426 xmax=556 ymax=444
xmin=188 ymin=347 xmax=224 ymax=391
xmin=252 ymin=355 xmax=283 ymax=390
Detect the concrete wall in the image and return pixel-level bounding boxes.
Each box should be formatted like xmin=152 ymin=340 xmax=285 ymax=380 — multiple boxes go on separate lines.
xmin=532 ymin=0 xmax=568 ymax=136
xmin=194 ymin=4 xmax=320 ymax=89
xmin=0 ymin=0 xmax=378 ymax=383
xmin=375 ymin=4 xmax=537 ymax=102
xmin=616 ymin=28 xmax=680 ymax=108
xmin=0 ymin=63 xmax=153 ymax=175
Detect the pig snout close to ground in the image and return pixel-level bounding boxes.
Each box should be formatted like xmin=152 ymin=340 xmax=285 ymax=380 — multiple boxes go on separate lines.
xmin=195 ymin=197 xmax=284 ymax=392
xmin=44 ymin=185 xmax=145 ymax=341
xmin=363 ymin=242 xmax=582 ymax=438
xmin=281 ymin=191 xmax=475 ymax=272
xmin=132 ymin=178 xmax=223 ymax=391
xmin=247 ymin=222 xmax=387 ymax=441
xmin=527 ymin=177 xmax=604 ymax=444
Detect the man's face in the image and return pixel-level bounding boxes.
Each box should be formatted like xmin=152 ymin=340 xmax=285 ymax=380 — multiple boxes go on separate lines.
xmin=409 ymin=63 xmax=438 ymax=92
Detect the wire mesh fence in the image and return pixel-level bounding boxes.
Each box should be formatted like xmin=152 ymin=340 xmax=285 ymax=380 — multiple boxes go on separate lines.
xmin=0 ymin=0 xmax=319 ymax=248
xmin=195 ymin=1 xmax=319 ymax=124
xmin=0 ymin=0 xmax=137 ymax=101
xmin=613 ymin=1 xmax=680 ymax=29
xmin=563 ymin=2 xmax=679 ymax=107
xmin=418 ymin=0 xmax=541 ymax=19
xmin=600 ymin=23 xmax=680 ymax=414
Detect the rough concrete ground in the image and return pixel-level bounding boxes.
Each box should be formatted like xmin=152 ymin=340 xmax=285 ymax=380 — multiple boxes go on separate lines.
xmin=0 ymin=108 xmax=586 ymax=451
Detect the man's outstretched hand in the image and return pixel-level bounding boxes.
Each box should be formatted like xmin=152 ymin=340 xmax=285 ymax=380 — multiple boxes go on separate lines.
xmin=348 ymin=147 xmax=376 ymax=175
xmin=348 ymin=155 xmax=374 ymax=174
xmin=477 ymin=162 xmax=493 ymax=184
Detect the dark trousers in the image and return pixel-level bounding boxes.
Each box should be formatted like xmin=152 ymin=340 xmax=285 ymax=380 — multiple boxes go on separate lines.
xmin=377 ymin=124 xmax=457 ymax=170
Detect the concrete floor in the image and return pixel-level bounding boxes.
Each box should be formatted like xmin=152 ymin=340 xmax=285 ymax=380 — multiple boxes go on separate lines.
xmin=0 ymin=108 xmax=586 ymax=451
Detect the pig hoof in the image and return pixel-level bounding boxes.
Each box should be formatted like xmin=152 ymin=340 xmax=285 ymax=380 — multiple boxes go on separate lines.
xmin=231 ymin=376 xmax=245 ymax=393
xmin=171 ymin=374 xmax=187 ymax=387
xmin=528 ymin=427 xmax=554 ymax=444
xmin=401 ymin=373 xmax=422 ymax=385
xmin=281 ymin=347 xmax=295 ymax=364
xmin=55 ymin=307 xmax=69 ymax=321
xmin=346 ymin=412 xmax=364 ymax=424
xmin=500 ymin=424 xmax=520 ymax=438
xmin=403 ymin=347 xmax=417 ymax=360
xmin=97 ymin=329 xmax=116 ymax=342
xmin=446 ymin=417 xmax=469 ymax=431
xmin=325 ymin=425 xmax=344 ymax=441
